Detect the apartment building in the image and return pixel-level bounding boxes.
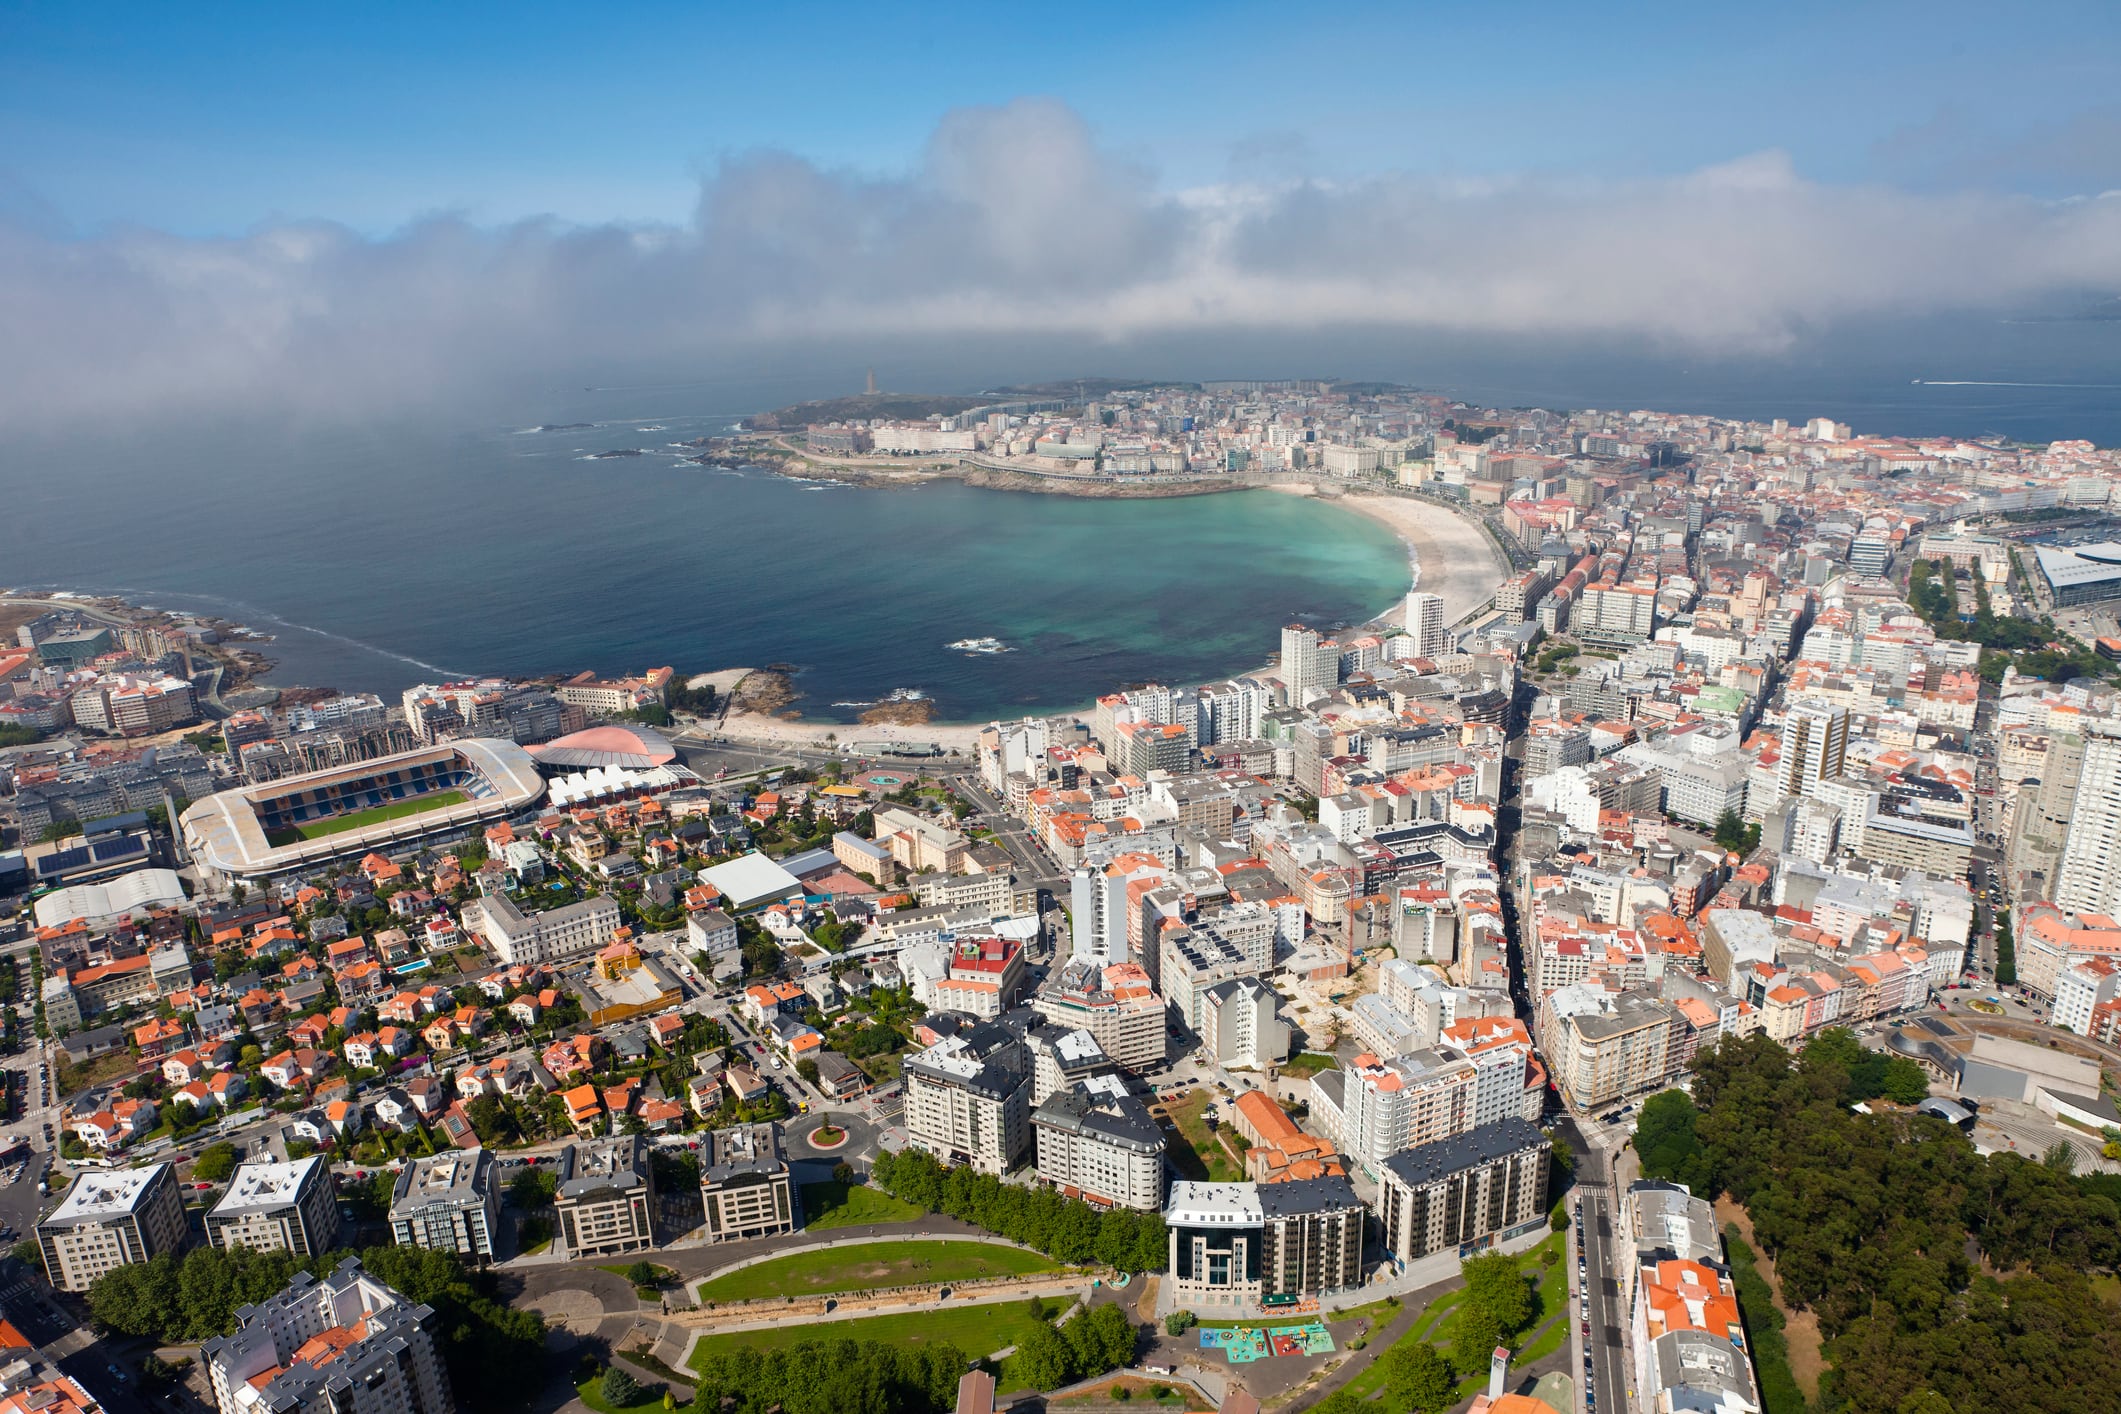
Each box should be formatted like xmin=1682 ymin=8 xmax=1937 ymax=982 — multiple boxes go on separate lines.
xmin=1199 ymin=976 xmax=1289 ymax=1071
xmin=555 ymin=1134 xmax=655 ymax=1258
xmin=699 ymin=1122 xmax=797 ymax=1243
xmin=1279 ymin=625 xmax=1339 ymax=702
xmin=1163 ymin=1177 xmax=1364 ymax=1313
xmin=1030 ymin=959 xmax=1168 ymax=1072
xmin=1310 ymin=1049 xmax=1479 ymax=1178
xmin=1539 ymin=984 xmax=1681 ymax=1112
xmin=902 ymin=1023 xmax=1031 ymax=1175
xmin=2056 ymin=729 xmax=2121 ymax=920
xmin=203 ymin=1258 xmax=455 ymax=1414
xmin=207 ymin=1157 xmax=340 ymax=1258
xmin=467 ymin=891 xmax=622 ymax=967
xmin=1032 ymin=1074 xmax=1166 ymax=1211
xmin=36 ymin=1163 xmax=188 ymax=1292
xmin=1160 ymin=923 xmax=1270 ymax=1034
xmin=388 ymin=1148 xmax=500 ymax=1265
xmin=1377 ymin=1117 xmax=1551 ymax=1262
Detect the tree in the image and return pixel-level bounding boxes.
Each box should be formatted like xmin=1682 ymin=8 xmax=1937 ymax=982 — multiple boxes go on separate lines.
xmin=510 ymin=1164 xmax=557 ymax=1209
xmin=832 ymin=1160 xmax=855 ymax=1185
xmin=1385 ymin=1341 xmax=1456 ymax=1414
xmin=1634 ymin=1089 xmax=1713 ymax=1193
xmin=625 ymin=1260 xmax=659 ymax=1287
xmin=600 ymin=1366 xmax=641 ymax=1407
xmin=1063 ymin=1303 xmax=1136 ymax=1377
xmin=1880 ymin=1056 xmax=1930 ymax=1106
xmin=1711 ymin=808 xmax=1749 ymax=853
xmin=1459 ymin=1252 xmax=1533 ymax=1337
xmin=1164 ymin=1310 xmax=1197 ymax=1337
xmin=1011 ymin=1320 xmax=1071 ymax=1391
xmin=795 ymin=1058 xmax=820 ymax=1087
xmin=192 ymin=1142 xmax=240 ymax=1183
xmin=1451 ymin=1306 xmax=1503 ymax=1378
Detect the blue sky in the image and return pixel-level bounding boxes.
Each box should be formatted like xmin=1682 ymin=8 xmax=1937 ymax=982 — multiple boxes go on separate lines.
xmin=5 ymin=0 xmax=2120 ymax=235
xmin=3 ymin=1 xmax=2119 ymax=428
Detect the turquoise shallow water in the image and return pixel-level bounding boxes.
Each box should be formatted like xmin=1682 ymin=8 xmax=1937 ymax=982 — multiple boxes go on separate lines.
xmin=2 ymin=410 xmax=1409 ymax=722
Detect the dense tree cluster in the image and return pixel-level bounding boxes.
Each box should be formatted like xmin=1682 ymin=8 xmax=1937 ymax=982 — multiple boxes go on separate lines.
xmin=88 ymin=1245 xmax=544 ymax=1414
xmin=1007 ymin=1301 xmax=1138 ymax=1391
xmin=1640 ymin=1031 xmax=2121 ymax=1412
xmin=691 ymin=1337 xmax=969 ymax=1414
xmin=869 ymin=1148 xmax=1166 ymax=1270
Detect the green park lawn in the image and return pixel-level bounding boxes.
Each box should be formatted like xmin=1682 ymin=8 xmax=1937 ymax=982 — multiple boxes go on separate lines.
xmin=264 ymin=790 xmax=466 ymax=846
xmin=687 ymin=1298 xmax=1062 ymax=1370
xmin=691 ymin=1239 xmax=1059 ymax=1304
xmin=799 ymin=1180 xmax=924 ymax=1230
xmin=1280 ymin=1052 xmax=1340 ymax=1077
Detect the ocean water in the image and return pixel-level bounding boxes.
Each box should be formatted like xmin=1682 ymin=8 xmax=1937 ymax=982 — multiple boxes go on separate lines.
xmin=7 ymin=315 xmax=2117 ymax=722
xmin=0 ymin=408 xmax=1410 ymax=722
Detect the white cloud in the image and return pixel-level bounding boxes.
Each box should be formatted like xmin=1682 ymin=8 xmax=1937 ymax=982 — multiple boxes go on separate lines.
xmin=3 ymin=97 xmax=2118 ymax=426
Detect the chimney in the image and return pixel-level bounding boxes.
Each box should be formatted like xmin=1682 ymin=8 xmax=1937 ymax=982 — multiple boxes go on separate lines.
xmin=1489 ymin=1346 xmax=1510 ymax=1400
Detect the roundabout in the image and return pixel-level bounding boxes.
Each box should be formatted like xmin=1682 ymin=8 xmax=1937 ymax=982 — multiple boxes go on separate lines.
xmin=786 ymin=1110 xmax=875 ymax=1160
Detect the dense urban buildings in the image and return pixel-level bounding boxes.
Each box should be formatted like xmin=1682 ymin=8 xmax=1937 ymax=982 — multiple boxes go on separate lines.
xmin=19 ymin=376 xmax=2121 ymax=1412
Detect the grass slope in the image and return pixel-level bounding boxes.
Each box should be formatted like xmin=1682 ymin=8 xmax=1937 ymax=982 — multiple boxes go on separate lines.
xmin=693 ymin=1239 xmax=1058 ymax=1303
xmin=799 ymin=1180 xmax=923 ymax=1230
xmin=687 ymin=1299 xmax=1058 ymax=1369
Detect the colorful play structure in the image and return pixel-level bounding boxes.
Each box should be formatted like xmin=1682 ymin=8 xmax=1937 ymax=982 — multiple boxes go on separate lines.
xmin=1198 ymin=1320 xmax=1336 ymax=1364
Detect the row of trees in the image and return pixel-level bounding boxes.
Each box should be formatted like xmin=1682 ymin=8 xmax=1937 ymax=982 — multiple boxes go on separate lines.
xmin=691 ymin=1337 xmax=970 ymax=1414
xmin=87 ymin=1244 xmax=545 ymax=1414
xmin=869 ymin=1148 xmax=1167 ymax=1271
xmin=1637 ymin=1031 xmax=2121 ymax=1411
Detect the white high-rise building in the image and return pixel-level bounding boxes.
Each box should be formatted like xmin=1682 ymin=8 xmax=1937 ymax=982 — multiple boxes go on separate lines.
xmin=1405 ymin=592 xmax=1448 ymax=658
xmin=2056 ymin=728 xmax=2121 ymax=919
xmin=1780 ymin=703 xmax=1848 ymax=801
xmin=1279 ymin=624 xmax=1338 ymax=702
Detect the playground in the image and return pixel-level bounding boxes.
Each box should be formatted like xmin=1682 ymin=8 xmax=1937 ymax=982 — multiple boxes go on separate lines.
xmin=1198 ymin=1320 xmax=1335 ymax=1364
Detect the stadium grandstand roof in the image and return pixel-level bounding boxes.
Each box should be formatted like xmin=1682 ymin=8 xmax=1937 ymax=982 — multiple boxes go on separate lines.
xmin=530 ymin=723 xmax=677 ymax=770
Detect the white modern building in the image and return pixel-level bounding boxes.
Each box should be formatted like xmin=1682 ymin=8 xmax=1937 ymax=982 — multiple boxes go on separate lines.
xmin=208 ymin=1157 xmax=341 ymax=1258
xmin=36 ymin=1163 xmax=188 ymax=1293
xmin=388 ymin=1148 xmax=501 ymax=1265
xmin=2056 ymin=729 xmax=2121 ymax=919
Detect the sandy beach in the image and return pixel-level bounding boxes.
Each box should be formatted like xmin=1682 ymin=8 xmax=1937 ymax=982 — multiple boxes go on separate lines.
xmin=703 ymin=479 xmax=1510 ymax=750
xmin=1263 ymin=480 xmax=1509 ymax=628
xmin=710 ymin=704 xmax=994 ymax=753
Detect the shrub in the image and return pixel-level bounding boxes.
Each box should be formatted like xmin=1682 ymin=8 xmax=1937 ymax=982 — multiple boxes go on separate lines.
xmin=1164 ymin=1310 xmax=1196 ymax=1337
xmin=1113 ymin=1388 xmax=1132 ymax=1402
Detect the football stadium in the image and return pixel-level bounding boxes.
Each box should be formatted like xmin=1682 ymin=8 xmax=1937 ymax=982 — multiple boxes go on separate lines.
xmin=181 ymin=738 xmax=545 ymax=882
